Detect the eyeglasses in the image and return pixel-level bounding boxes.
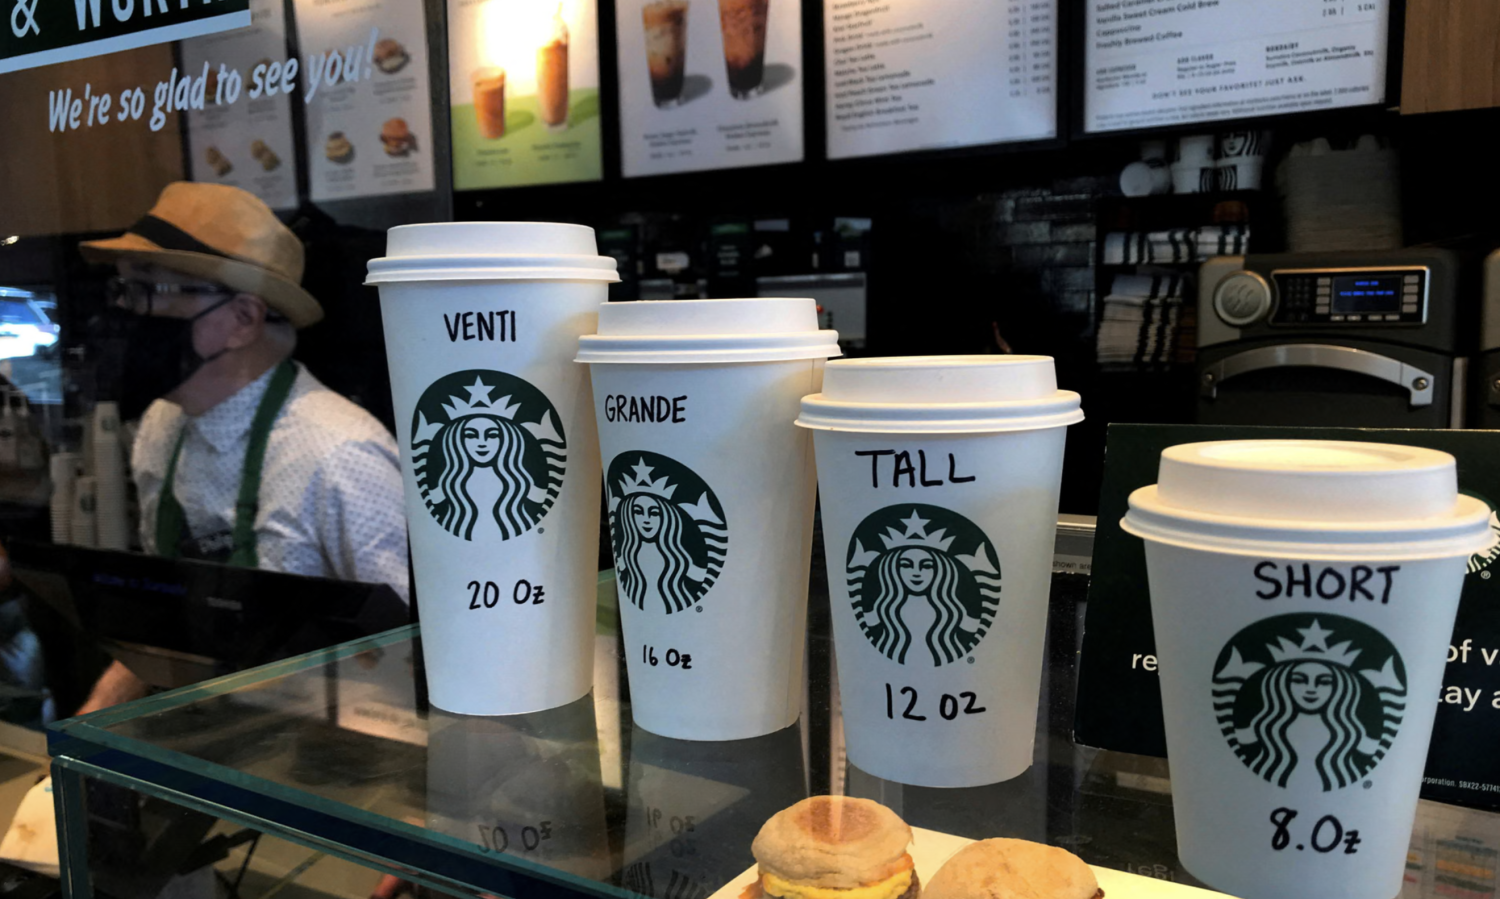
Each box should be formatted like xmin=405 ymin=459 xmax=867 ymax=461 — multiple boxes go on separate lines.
xmin=105 ymin=277 xmax=289 ymax=323
xmin=106 ymin=277 xmax=231 ymax=316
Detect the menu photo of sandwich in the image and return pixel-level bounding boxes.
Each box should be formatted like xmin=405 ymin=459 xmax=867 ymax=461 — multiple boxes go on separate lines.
xmin=250 ymin=139 xmax=282 ymax=172
xmin=205 ymin=146 xmax=233 ymax=177
xmin=374 ymin=37 xmax=411 ymax=75
xmin=325 ymin=132 xmax=354 ymax=164
xmin=380 ymin=118 xmax=418 ymax=157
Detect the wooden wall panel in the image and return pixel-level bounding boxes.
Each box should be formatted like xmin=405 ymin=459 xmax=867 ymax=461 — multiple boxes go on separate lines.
xmin=1402 ymin=0 xmax=1500 ymax=114
xmin=0 ymin=45 xmax=185 ymax=238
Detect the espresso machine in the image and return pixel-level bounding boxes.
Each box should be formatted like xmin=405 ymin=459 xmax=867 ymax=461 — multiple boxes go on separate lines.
xmin=1196 ymin=249 xmax=1463 ymax=428
xmin=1474 ymin=248 xmax=1500 ymax=428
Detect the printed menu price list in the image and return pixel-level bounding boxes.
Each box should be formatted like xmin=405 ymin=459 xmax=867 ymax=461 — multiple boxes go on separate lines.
xmin=824 ymin=0 xmax=1056 ymax=160
xmin=1084 ymin=0 xmax=1389 ymax=133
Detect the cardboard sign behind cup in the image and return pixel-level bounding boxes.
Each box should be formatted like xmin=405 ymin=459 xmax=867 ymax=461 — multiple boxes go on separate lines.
xmin=1075 ymin=424 xmax=1500 ymax=812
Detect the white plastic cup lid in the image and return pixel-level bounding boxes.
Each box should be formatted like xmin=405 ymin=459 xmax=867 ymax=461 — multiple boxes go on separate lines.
xmin=366 ymin=222 xmax=620 ymax=284
xmin=796 ymin=355 xmax=1084 ymax=434
xmin=574 ymin=298 xmax=840 ymax=364
xmin=1123 ymin=440 xmax=1496 ymax=559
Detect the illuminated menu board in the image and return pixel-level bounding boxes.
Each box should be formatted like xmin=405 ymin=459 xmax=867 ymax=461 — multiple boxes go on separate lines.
xmin=294 ymin=0 xmax=437 ymax=200
xmin=615 ymin=0 xmax=804 ymax=177
xmin=825 ymin=0 xmax=1057 ymax=159
xmin=180 ymin=0 xmax=299 ymax=210
xmin=449 ymin=0 xmax=604 ymax=189
xmin=1084 ymin=0 xmax=1390 ymax=133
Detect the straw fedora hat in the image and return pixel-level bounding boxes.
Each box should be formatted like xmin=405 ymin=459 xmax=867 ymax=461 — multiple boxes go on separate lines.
xmin=80 ymin=182 xmax=323 ymax=328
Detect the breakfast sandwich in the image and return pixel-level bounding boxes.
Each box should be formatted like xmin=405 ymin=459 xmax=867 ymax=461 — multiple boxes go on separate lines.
xmin=250 ymin=139 xmax=281 ymax=171
xmin=924 ymin=839 xmax=1100 ymax=899
xmin=747 ymin=797 xmax=917 ymax=899
xmin=205 ymin=146 xmax=232 ymax=176
xmin=374 ymin=38 xmax=410 ymax=74
xmin=379 ymin=117 xmax=417 ymax=157
xmin=325 ymin=132 xmax=354 ymax=164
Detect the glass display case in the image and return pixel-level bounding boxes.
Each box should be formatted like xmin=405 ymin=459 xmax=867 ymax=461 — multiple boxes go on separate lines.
xmin=43 ymin=567 xmax=1500 ymax=898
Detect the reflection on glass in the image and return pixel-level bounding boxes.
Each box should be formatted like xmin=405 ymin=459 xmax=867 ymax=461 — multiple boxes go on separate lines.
xmin=624 ymin=723 xmax=807 ymax=897
xmin=426 ymin=695 xmax=609 ymax=879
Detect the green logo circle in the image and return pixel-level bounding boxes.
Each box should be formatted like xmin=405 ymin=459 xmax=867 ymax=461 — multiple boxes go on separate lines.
xmin=1213 ymin=613 xmax=1406 ymax=791
xmin=607 ymin=451 xmax=727 ymax=614
xmin=410 ymin=370 xmax=566 ymax=541
xmin=1463 ymin=491 xmax=1500 ymax=575
xmin=845 ymin=504 xmax=1001 ymax=667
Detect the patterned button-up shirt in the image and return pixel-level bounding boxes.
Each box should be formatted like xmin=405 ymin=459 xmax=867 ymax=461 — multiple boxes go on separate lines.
xmin=132 ymin=361 xmax=409 ymax=601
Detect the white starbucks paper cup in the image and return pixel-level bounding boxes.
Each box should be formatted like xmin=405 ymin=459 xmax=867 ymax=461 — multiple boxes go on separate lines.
xmin=797 ymin=356 xmax=1083 ymax=787
xmin=1121 ymin=440 xmax=1495 ymax=899
xmin=577 ymin=299 xmax=839 ymax=741
xmin=1172 ymin=162 xmax=1213 ymax=194
xmin=367 ymin=222 xmax=618 ymax=716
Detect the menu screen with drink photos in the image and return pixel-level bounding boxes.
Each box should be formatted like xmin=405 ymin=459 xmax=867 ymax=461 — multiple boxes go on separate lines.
xmin=1084 ymin=0 xmax=1390 ymax=133
xmin=616 ymin=0 xmax=805 ymax=177
xmin=448 ymin=0 xmax=604 ymax=189
xmin=824 ymin=0 xmax=1057 ymax=160
xmin=295 ymin=0 xmax=437 ymax=200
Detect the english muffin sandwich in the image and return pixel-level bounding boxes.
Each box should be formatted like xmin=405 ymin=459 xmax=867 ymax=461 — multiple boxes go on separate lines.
xmin=924 ymin=839 xmax=1100 ymax=899
xmin=747 ymin=797 xmax=917 ymax=899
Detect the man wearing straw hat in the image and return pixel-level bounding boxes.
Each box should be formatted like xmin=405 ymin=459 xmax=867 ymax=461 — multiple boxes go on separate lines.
xmin=74 ymin=182 xmax=408 ymax=711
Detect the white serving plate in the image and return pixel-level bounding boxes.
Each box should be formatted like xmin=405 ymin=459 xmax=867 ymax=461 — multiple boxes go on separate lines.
xmin=706 ymin=826 xmax=1236 ymax=899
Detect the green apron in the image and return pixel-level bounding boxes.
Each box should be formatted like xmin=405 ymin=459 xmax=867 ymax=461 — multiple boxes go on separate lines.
xmin=154 ymin=360 xmax=298 ymax=568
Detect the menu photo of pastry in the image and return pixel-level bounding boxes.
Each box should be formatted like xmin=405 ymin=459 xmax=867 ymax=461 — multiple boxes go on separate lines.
xmin=325 ymin=132 xmax=354 ymax=164
xmin=250 ymin=139 xmax=282 ymax=172
xmin=374 ymin=37 xmax=411 ymax=74
xmin=205 ymin=146 xmax=233 ymax=177
xmin=380 ymin=118 xmax=418 ymax=157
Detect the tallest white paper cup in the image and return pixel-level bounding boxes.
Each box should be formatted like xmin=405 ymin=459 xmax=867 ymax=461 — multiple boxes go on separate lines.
xmin=577 ymin=299 xmax=839 ymax=741
xmin=799 ymin=356 xmax=1083 ymax=787
xmin=1123 ymin=440 xmax=1495 ymax=899
xmin=368 ymin=223 xmax=618 ymax=716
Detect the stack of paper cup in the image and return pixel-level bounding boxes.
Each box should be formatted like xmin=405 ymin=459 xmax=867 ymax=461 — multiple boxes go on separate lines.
xmin=366 ymin=222 xmax=618 ymax=716
xmin=1215 ymin=130 xmax=1269 ymax=191
xmin=577 ymin=298 xmax=839 ymax=740
xmin=49 ymin=452 xmax=79 ymax=544
xmin=797 ymin=356 xmax=1083 ymax=786
xmin=1172 ymin=134 xmax=1216 ymax=194
xmin=1122 ymin=440 xmax=1495 ymax=899
xmin=92 ymin=402 xmax=130 ymax=550
xmin=71 ymin=476 xmax=98 ymax=547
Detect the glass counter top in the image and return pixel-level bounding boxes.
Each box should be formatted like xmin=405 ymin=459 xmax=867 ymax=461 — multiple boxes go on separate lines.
xmin=42 ymin=570 xmax=1239 ymax=896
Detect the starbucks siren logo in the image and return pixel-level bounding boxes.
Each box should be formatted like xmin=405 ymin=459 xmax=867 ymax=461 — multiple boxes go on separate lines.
xmin=410 ymin=370 xmax=566 ymax=541
xmin=846 ymin=505 xmax=1001 ymax=667
xmin=1213 ymin=613 xmax=1406 ymax=791
xmin=1462 ymin=491 xmax=1500 ymax=575
xmin=607 ymin=451 xmax=727 ymax=614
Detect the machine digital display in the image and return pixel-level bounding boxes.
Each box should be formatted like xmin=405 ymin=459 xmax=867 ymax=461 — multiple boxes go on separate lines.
xmin=1332 ymin=275 xmax=1403 ymax=314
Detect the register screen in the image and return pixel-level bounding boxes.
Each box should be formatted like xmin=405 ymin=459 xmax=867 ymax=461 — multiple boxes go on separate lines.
xmin=1331 ymin=276 xmax=1403 ymax=314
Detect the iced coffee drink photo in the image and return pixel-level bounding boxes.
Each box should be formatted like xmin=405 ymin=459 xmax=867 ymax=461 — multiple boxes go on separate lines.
xmin=643 ymin=0 xmax=689 ymax=107
xmin=537 ymin=5 xmax=570 ymax=129
xmin=473 ymin=67 xmax=507 ymax=139
xmin=718 ymin=0 xmax=768 ymax=98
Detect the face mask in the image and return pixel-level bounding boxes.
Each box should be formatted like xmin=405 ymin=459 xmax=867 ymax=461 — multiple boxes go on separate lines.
xmin=114 ymin=298 xmax=233 ymax=418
